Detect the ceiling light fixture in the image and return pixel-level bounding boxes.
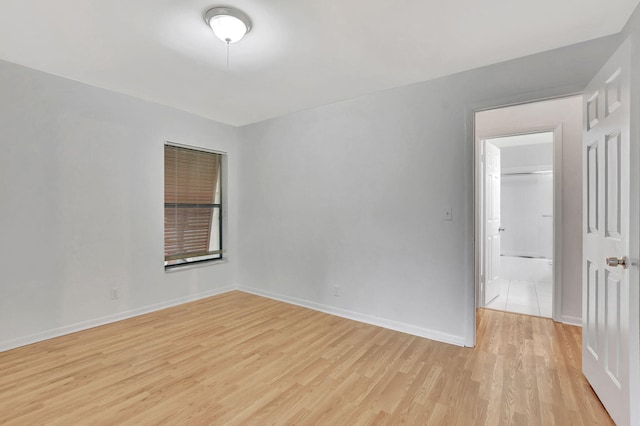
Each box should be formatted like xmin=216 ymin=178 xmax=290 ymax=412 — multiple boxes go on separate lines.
xmin=205 ymin=7 xmax=252 ymax=43
xmin=204 ymin=7 xmax=252 ymax=68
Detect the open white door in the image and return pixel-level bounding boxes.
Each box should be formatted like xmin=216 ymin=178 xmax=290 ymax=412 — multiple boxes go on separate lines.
xmin=582 ymin=39 xmax=639 ymax=426
xmin=484 ymin=141 xmax=501 ymax=305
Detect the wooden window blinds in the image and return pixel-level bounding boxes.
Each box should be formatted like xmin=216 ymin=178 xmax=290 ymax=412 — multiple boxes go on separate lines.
xmin=164 ymin=144 xmax=223 ymax=267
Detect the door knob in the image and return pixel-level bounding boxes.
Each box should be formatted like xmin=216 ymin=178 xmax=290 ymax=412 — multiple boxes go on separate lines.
xmin=498 ymin=227 xmax=505 ymax=232
xmin=606 ymin=256 xmax=628 ymax=269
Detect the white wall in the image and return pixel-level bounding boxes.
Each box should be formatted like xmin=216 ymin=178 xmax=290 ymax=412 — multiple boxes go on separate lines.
xmin=501 ymin=172 xmax=554 ymax=258
xmin=499 ymin=142 xmax=554 ymax=258
xmin=500 ymin=142 xmax=553 ymax=171
xmin=498 ymin=142 xmax=553 ymax=259
xmin=476 ymin=96 xmax=583 ymax=323
xmin=0 ymin=60 xmax=239 ymax=351
xmin=237 ymin=36 xmax=621 ymax=345
xmin=499 ymin=142 xmax=554 ymax=259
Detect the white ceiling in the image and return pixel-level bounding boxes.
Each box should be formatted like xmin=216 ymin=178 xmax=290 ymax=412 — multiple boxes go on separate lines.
xmin=0 ymin=0 xmax=638 ymax=126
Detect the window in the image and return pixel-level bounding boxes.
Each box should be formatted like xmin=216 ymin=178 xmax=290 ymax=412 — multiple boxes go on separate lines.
xmin=164 ymin=143 xmax=224 ymax=268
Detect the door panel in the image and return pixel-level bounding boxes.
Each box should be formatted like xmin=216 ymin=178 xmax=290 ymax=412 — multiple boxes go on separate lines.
xmin=605 ymin=131 xmax=621 ymax=239
xmin=587 ymin=92 xmax=599 ymax=130
xmin=586 ymin=260 xmax=599 ymax=359
xmin=587 ymin=142 xmax=599 ymax=233
xmin=604 ymin=269 xmax=621 ymax=384
xmin=605 ymin=69 xmax=622 ymax=115
xmin=582 ymin=39 xmax=633 ymax=426
xmin=484 ymin=142 xmax=501 ymax=305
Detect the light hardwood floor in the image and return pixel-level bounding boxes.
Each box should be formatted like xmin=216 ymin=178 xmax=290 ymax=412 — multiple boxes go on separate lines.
xmin=0 ymin=291 xmax=612 ymax=425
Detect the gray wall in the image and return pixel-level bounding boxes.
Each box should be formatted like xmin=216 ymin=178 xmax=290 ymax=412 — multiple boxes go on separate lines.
xmin=0 ymin=60 xmax=239 ymax=350
xmin=237 ymin=35 xmax=620 ymax=346
xmin=0 ymin=24 xmax=629 ymax=351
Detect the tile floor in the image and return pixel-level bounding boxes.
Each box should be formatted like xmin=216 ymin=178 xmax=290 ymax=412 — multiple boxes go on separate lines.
xmin=485 ymin=278 xmax=552 ymax=318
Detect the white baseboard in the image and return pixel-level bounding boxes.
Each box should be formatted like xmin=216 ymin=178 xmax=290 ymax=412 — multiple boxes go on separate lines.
xmin=238 ymin=286 xmax=466 ymax=347
xmin=562 ymin=315 xmax=582 ymax=327
xmin=0 ymin=287 xmax=235 ymax=353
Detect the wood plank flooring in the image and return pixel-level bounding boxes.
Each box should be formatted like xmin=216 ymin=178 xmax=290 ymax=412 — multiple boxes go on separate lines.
xmin=0 ymin=291 xmax=613 ymax=425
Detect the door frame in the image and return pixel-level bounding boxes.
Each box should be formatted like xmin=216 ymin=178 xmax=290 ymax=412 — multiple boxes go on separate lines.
xmin=474 ymin=124 xmax=563 ymax=322
xmin=464 ymin=92 xmax=582 ymax=347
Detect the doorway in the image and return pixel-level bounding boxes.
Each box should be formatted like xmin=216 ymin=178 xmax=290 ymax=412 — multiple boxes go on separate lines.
xmin=481 ymin=132 xmax=554 ymax=317
xmin=474 ymin=95 xmax=583 ymax=324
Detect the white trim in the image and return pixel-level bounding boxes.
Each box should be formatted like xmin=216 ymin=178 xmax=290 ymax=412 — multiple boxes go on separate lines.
xmin=164 ymin=258 xmax=229 ymax=273
xmin=164 ymin=140 xmax=227 ymax=155
xmin=561 ymin=315 xmax=582 ymax=327
xmin=0 ymin=287 xmax=235 ymax=353
xmin=551 ymin=125 xmax=563 ymax=323
xmin=238 ymin=286 xmax=466 ymax=347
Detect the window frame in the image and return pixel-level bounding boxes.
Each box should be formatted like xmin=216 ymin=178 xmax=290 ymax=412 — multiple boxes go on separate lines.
xmin=164 ymin=141 xmax=226 ymax=270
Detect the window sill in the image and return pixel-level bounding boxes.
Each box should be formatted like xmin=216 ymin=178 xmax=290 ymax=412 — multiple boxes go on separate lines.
xmin=164 ymin=258 xmax=228 ymax=273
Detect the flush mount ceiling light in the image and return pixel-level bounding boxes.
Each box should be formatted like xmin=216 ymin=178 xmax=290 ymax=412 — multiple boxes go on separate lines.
xmin=204 ymin=7 xmax=252 ymax=44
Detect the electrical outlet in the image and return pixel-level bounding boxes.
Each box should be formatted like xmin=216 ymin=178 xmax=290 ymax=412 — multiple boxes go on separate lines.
xmin=333 ymin=285 xmax=340 ymax=297
xmin=111 ymin=288 xmax=119 ymax=299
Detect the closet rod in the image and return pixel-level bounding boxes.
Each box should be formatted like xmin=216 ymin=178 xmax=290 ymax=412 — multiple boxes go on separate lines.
xmin=501 ymin=170 xmax=552 ymax=176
